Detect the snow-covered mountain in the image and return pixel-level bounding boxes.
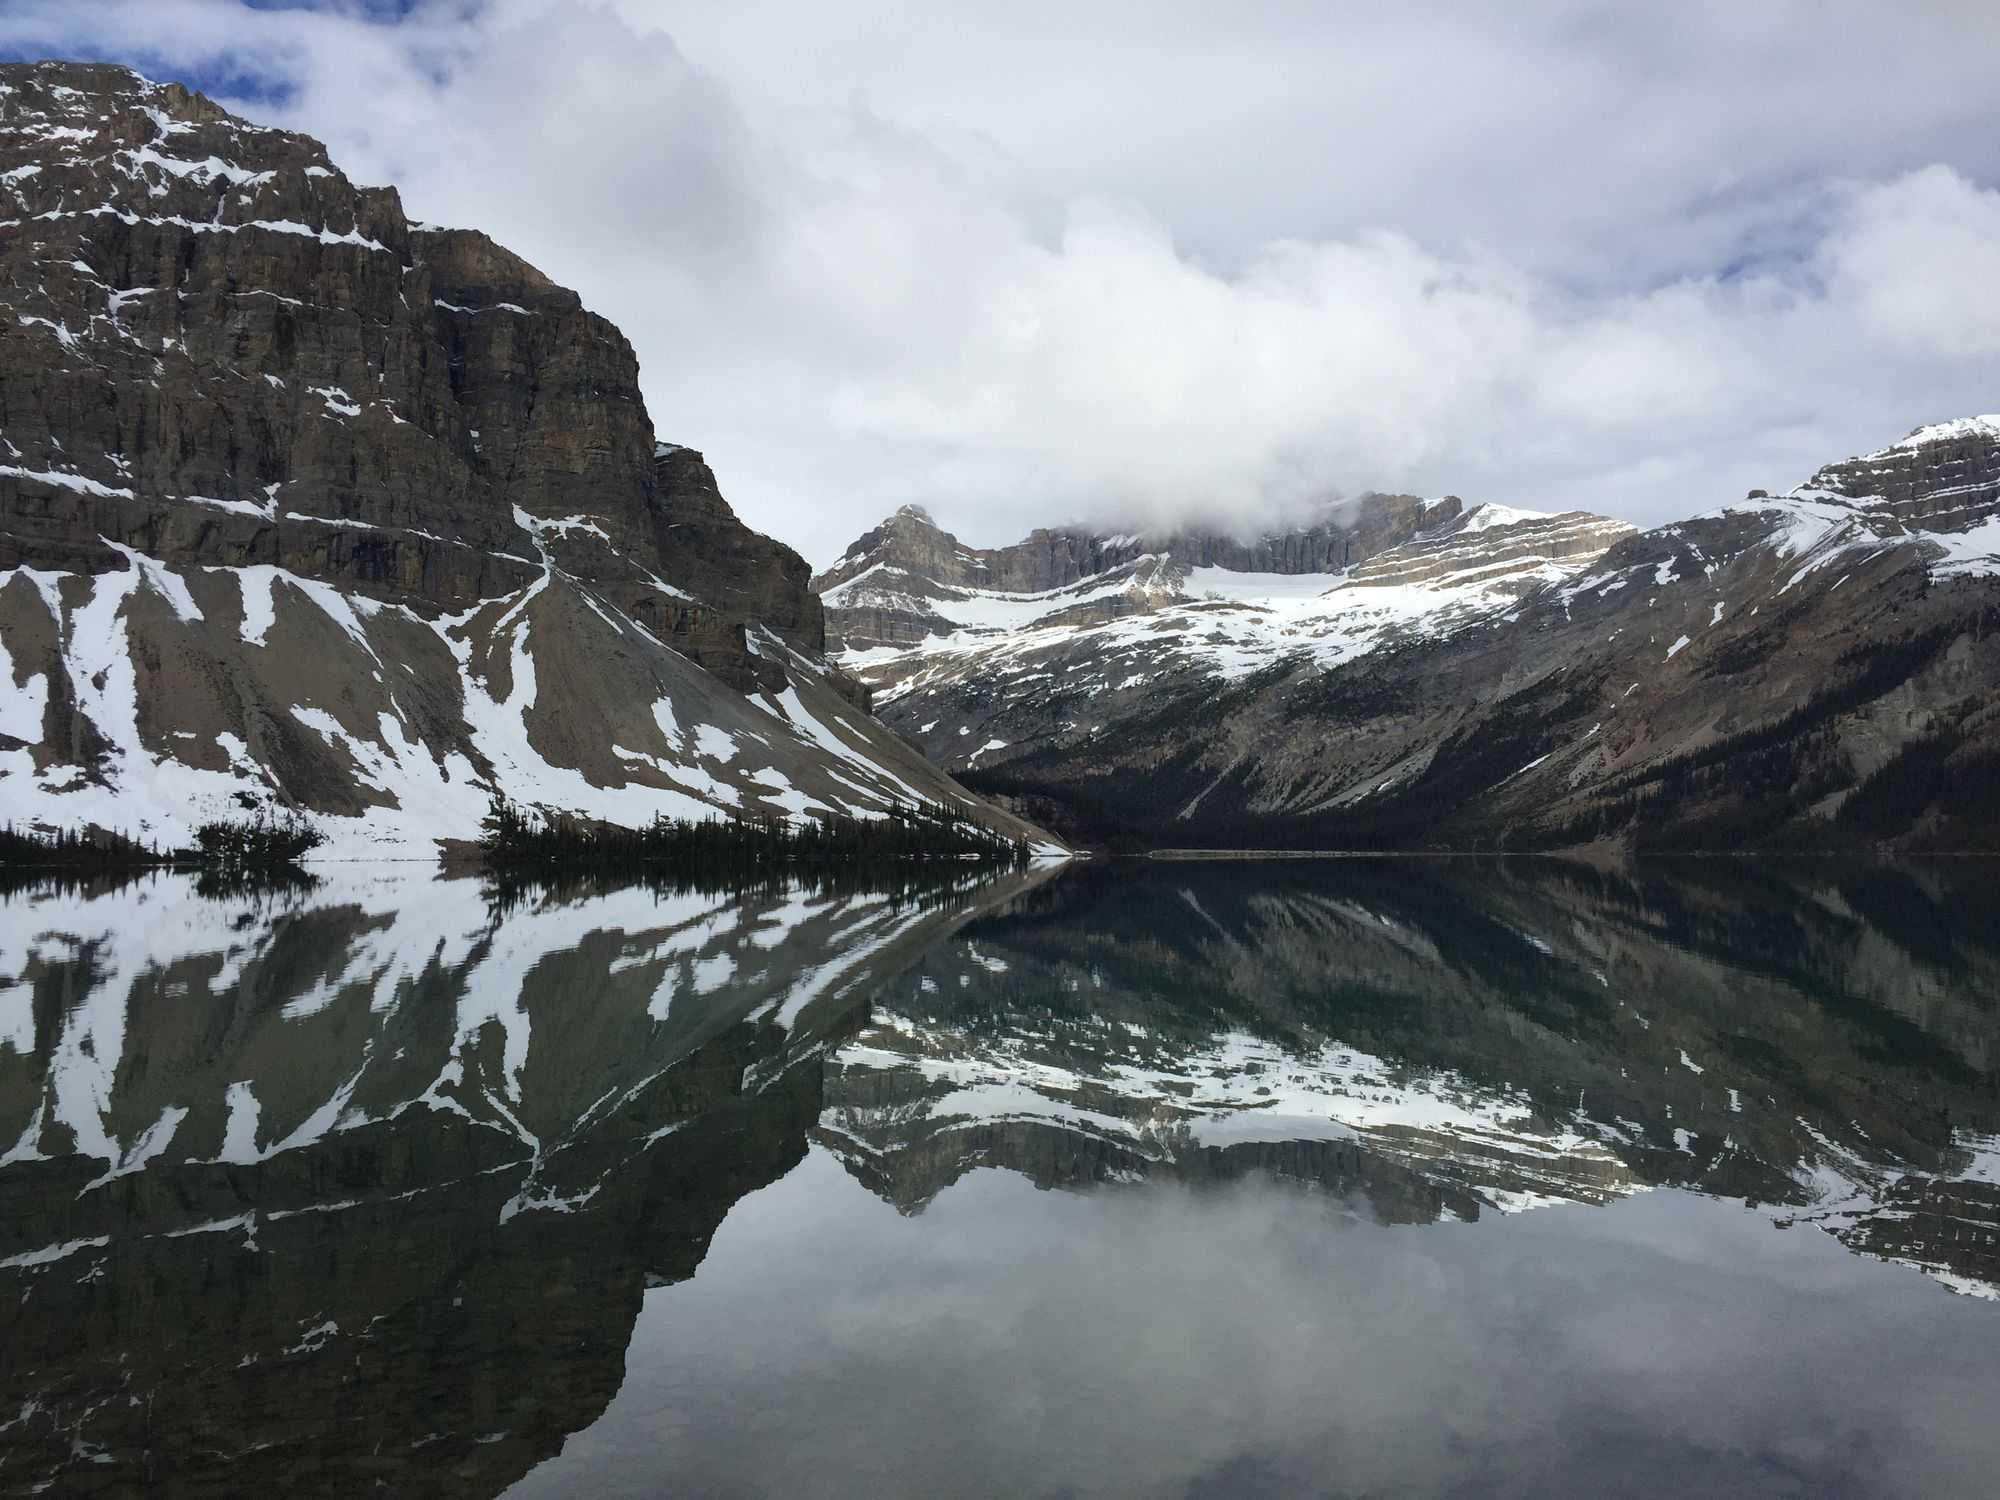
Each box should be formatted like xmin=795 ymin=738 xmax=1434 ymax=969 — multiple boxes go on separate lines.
xmin=815 ymin=496 xmax=1633 ymax=775
xmin=818 ymin=418 xmax=2000 ymax=850
xmin=0 ymin=63 xmax=1047 ymax=855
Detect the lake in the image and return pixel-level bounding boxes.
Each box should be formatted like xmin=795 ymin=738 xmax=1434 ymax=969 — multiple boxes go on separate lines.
xmin=2 ymin=857 xmax=1996 ymax=1497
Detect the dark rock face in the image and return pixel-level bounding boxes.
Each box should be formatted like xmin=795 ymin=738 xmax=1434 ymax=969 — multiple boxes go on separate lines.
xmin=1147 ymin=492 xmax=1463 ymax=575
xmin=647 ymin=444 xmax=828 ymax=684
xmin=1806 ymin=419 xmax=2000 ymax=530
xmin=0 ymin=61 xmax=804 ymax=637
xmin=0 ymin=62 xmax=1034 ymax=851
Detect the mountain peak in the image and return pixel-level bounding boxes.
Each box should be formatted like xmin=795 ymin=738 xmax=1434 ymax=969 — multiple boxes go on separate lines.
xmin=1453 ymin=501 xmax=1557 ymax=533
xmin=0 ymin=60 xmax=1044 ymax=854
xmin=1884 ymin=414 xmax=2000 ymax=454
xmin=1792 ymin=413 xmax=2000 ymax=539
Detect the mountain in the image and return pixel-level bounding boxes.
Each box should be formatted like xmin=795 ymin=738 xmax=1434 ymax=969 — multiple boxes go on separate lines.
xmin=0 ymin=62 xmax=1047 ymax=856
xmin=813 ymin=493 xmax=1501 ymax=651
xmin=812 ymin=492 xmax=1634 ymax=791
xmin=816 ymin=494 xmax=1632 ymax=655
xmin=818 ymin=423 xmax=2000 ymax=851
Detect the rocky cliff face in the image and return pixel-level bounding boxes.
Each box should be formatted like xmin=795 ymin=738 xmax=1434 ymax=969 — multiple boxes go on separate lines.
xmin=1806 ymin=415 xmax=2000 ymax=531
xmin=819 ymin=493 xmax=1453 ymax=597
xmin=0 ymin=62 xmax=1040 ymax=853
xmin=1343 ymin=505 xmax=1633 ymax=594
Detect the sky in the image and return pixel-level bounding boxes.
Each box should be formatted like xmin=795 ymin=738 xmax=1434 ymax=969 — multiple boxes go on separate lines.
xmin=5 ymin=0 xmax=2000 ymax=564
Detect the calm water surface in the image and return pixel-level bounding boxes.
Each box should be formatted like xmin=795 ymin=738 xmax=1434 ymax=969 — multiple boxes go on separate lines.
xmin=2 ymin=858 xmax=1996 ymax=1498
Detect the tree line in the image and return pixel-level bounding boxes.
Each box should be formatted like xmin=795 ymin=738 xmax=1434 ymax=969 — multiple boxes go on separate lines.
xmin=478 ymin=793 xmax=1031 ymax=875
xmin=1 ymin=813 xmax=325 ymax=874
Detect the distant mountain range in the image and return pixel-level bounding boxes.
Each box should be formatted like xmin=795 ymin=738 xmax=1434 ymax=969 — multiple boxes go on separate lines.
xmin=0 ymin=62 xmax=1047 ymax=855
xmin=816 ymin=422 xmax=2000 ymax=851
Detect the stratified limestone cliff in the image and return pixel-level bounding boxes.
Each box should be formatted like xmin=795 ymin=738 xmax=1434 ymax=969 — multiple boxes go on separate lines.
xmin=1342 ymin=506 xmax=1632 ymax=594
xmin=0 ymin=62 xmax=1039 ymax=853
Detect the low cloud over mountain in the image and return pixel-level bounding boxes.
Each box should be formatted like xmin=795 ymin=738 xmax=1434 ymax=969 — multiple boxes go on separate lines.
xmin=7 ymin=2 xmax=2000 ymax=560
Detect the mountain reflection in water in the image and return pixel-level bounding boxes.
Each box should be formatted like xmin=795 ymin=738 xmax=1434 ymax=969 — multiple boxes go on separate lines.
xmin=1 ymin=858 xmax=1996 ymax=1498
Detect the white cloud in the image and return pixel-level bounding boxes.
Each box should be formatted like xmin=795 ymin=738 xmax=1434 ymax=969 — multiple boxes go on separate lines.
xmin=6 ymin=1 xmax=2000 ymax=561
xmin=1825 ymin=166 xmax=2000 ymax=360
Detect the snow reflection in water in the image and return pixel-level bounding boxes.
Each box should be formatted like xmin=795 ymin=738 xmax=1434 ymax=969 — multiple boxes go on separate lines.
xmin=0 ymin=857 xmax=1995 ymax=1498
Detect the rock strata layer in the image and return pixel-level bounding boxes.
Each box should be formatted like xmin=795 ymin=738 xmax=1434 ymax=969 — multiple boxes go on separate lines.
xmin=0 ymin=62 xmax=1041 ymax=853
